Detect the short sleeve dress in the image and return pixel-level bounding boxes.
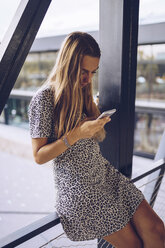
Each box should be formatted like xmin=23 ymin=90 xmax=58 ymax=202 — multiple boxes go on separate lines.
xmin=28 ymin=86 xmax=144 ymax=241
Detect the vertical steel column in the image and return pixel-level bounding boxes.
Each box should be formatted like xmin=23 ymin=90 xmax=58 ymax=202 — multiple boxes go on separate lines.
xmin=99 ymin=0 xmax=140 ymax=177
xmin=98 ymin=1 xmax=139 ymax=246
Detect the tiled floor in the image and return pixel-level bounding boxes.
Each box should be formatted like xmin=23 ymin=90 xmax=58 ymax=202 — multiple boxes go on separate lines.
xmin=0 ymin=150 xmax=55 ymax=239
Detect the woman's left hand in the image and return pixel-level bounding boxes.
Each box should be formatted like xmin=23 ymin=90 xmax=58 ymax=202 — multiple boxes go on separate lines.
xmin=75 ymin=117 xmax=111 ymax=140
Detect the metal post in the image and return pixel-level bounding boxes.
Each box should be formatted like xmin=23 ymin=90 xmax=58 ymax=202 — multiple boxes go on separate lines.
xmin=150 ymin=166 xmax=165 ymax=207
xmin=99 ymin=0 xmax=140 ymax=177
xmin=98 ymin=0 xmax=140 ymax=247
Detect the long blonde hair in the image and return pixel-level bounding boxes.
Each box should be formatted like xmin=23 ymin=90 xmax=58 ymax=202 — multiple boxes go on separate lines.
xmin=46 ymin=31 xmax=105 ymax=141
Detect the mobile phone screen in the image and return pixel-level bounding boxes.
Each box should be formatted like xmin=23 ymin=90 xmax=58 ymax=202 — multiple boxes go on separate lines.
xmin=97 ymin=109 xmax=116 ymax=119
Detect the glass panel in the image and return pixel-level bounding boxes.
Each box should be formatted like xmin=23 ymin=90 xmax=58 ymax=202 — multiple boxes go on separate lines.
xmin=3 ymin=51 xmax=58 ymax=128
xmin=134 ymin=112 xmax=165 ymax=155
xmin=37 ymin=0 xmax=99 ymax=38
xmin=0 ymin=0 xmax=22 ymax=42
xmin=137 ymin=44 xmax=165 ymax=102
xmin=136 ymin=45 xmax=152 ymax=100
xmin=151 ymin=44 xmax=165 ymax=101
xmin=139 ymin=0 xmax=165 ymax=24
xmin=14 ymin=52 xmax=58 ymax=91
xmin=5 ymin=98 xmax=30 ymax=129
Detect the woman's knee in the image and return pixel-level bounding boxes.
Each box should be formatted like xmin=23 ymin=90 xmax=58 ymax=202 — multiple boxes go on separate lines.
xmin=154 ymin=218 xmax=165 ymax=240
xmin=145 ymin=216 xmax=165 ymax=241
xmin=103 ymin=226 xmax=143 ymax=248
xmin=127 ymin=237 xmax=143 ymax=248
xmin=132 ymin=200 xmax=164 ymax=241
xmin=103 ymin=236 xmax=142 ymax=248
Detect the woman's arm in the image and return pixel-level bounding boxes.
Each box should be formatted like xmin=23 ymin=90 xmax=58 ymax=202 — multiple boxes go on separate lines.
xmin=32 ymin=117 xmax=110 ymax=165
xmin=32 ymin=128 xmax=79 ymax=164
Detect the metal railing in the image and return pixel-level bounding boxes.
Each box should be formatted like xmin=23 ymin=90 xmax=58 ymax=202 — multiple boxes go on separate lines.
xmin=0 ymin=159 xmax=164 ymax=248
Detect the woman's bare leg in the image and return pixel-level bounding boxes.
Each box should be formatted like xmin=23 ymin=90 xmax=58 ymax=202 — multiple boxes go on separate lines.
xmin=103 ymin=221 xmax=143 ymax=248
xmin=131 ymin=199 xmax=165 ymax=248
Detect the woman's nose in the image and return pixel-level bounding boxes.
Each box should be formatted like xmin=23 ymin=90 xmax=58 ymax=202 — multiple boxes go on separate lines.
xmin=87 ymin=72 xmax=93 ymax=83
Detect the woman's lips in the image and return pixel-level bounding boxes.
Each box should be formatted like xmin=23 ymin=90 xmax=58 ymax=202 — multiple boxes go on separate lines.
xmin=81 ymin=82 xmax=89 ymax=88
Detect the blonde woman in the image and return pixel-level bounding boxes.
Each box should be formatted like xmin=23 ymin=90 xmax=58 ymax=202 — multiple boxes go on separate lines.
xmin=28 ymin=32 xmax=164 ymax=247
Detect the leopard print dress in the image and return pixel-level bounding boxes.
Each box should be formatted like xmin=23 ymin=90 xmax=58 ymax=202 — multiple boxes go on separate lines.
xmin=28 ymin=86 xmax=144 ymax=241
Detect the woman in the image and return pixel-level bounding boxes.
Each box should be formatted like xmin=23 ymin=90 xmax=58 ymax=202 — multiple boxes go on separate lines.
xmin=28 ymin=32 xmax=164 ymax=247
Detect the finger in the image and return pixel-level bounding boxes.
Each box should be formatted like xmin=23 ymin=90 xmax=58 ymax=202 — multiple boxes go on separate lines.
xmin=106 ymin=117 xmax=111 ymax=122
xmin=86 ymin=117 xmax=95 ymax=121
xmin=101 ymin=118 xmax=111 ymax=128
xmin=100 ymin=116 xmax=111 ymax=123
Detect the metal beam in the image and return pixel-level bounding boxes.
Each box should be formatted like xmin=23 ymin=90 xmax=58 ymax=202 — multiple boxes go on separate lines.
xmin=138 ymin=22 xmax=165 ymax=45
xmin=99 ymin=0 xmax=140 ymax=178
xmin=29 ymin=22 xmax=165 ymax=53
xmin=0 ymin=0 xmax=52 ymax=114
xmin=0 ymin=212 xmax=60 ymax=248
xmin=30 ymin=31 xmax=99 ymax=53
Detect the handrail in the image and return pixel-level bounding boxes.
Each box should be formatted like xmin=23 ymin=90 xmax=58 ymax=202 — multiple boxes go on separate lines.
xmin=131 ymin=158 xmax=165 ymax=183
xmin=0 ymin=212 xmax=60 ymax=248
xmin=0 ymin=159 xmax=164 ymax=248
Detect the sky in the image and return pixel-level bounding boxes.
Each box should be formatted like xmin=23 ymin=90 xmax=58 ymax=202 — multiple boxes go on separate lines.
xmin=0 ymin=0 xmax=165 ymax=42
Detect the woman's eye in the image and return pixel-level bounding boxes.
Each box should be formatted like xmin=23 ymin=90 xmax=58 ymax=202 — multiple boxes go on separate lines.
xmin=81 ymin=71 xmax=87 ymax=75
xmin=92 ymin=71 xmax=96 ymax=74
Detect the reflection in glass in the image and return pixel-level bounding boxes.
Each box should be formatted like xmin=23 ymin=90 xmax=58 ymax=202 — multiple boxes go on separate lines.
xmin=134 ymin=112 xmax=165 ymax=155
xmin=5 ymin=98 xmax=30 ymax=129
xmin=14 ymin=52 xmax=58 ymax=91
xmin=137 ymin=44 xmax=165 ymax=101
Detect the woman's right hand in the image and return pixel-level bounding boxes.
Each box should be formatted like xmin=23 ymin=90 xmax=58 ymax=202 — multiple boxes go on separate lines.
xmin=31 ymin=117 xmax=110 ymax=164
xmin=77 ymin=117 xmax=111 ymax=140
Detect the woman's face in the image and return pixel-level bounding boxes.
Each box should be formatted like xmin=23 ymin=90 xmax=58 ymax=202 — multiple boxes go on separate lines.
xmin=80 ymin=55 xmax=99 ymax=88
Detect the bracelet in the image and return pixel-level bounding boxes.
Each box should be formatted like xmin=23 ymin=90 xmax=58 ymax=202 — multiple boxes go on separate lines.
xmin=62 ymin=136 xmax=71 ymax=148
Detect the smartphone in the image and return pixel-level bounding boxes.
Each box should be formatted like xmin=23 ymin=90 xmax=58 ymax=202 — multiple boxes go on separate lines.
xmin=97 ymin=109 xmax=116 ymax=119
